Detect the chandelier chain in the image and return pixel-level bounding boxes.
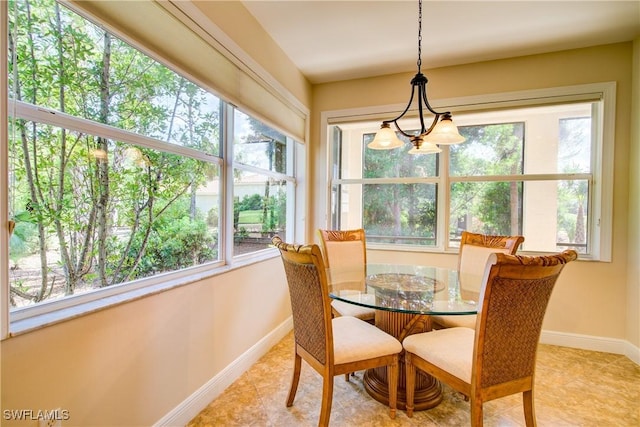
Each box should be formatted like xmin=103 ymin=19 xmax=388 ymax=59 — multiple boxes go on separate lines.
xmin=417 ymin=0 xmax=422 ymax=72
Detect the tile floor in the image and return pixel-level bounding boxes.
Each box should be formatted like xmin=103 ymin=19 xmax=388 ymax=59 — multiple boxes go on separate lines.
xmin=188 ymin=332 xmax=640 ymax=427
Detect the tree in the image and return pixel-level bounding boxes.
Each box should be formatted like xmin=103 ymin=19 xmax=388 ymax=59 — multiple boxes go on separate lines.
xmin=8 ymin=0 xmax=219 ymax=305
xmin=450 ymin=123 xmax=523 ymax=237
xmin=362 ymin=132 xmax=438 ymax=243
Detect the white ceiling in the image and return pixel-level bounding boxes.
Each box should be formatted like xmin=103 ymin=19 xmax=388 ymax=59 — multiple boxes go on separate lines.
xmin=241 ymin=0 xmax=640 ymax=84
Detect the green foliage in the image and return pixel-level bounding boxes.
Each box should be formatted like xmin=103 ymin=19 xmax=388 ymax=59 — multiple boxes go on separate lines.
xmin=138 ymin=217 xmax=216 ymax=276
xmin=237 ymin=194 xmax=263 ymax=211
xmin=474 ymin=182 xmax=513 ymax=235
xmin=8 ymin=0 xmax=222 ymax=304
xmin=449 ymin=123 xmax=524 ymax=237
xmin=207 ymin=207 xmax=219 ymax=227
xmin=106 ymin=199 xmax=216 ymax=279
xmin=8 ymin=211 xmax=37 ymax=260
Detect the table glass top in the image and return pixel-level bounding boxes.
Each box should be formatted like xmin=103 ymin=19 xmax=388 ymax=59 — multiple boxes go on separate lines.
xmin=327 ymin=263 xmax=478 ymax=315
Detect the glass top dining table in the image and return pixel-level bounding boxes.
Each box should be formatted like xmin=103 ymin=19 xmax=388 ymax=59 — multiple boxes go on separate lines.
xmin=327 ymin=263 xmax=479 ymax=316
xmin=326 ymin=263 xmax=479 ymax=411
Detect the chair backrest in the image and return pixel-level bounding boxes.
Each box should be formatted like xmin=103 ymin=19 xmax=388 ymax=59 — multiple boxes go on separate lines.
xmin=272 ymin=235 xmax=333 ymax=366
xmin=458 ymin=231 xmax=525 ymax=294
xmin=473 ymin=250 xmax=577 ymax=390
xmin=318 ymin=229 xmax=367 ymax=286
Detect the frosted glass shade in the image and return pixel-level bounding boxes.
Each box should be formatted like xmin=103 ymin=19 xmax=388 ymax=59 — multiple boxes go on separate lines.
xmin=423 ymin=117 xmax=465 ymax=145
xmin=368 ymin=125 xmax=404 ymax=150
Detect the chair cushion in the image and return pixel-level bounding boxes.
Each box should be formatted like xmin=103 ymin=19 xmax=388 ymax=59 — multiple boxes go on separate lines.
xmin=331 ymin=299 xmax=375 ymax=321
xmin=332 ymin=316 xmax=402 ymax=364
xmin=431 ymin=314 xmax=476 ymax=329
xmin=324 ymin=240 xmax=365 ymax=284
xmin=402 ymin=327 xmax=475 ymax=383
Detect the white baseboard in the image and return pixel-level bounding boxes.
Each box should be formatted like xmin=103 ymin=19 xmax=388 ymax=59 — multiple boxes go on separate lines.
xmin=541 ymin=329 xmax=640 ymax=364
xmin=154 ymin=317 xmax=293 ymax=427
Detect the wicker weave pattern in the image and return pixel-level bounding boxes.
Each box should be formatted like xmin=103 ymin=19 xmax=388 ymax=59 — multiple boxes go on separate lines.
xmin=476 ymin=250 xmax=577 ymax=389
xmin=282 ymin=259 xmax=328 ymax=365
xmin=479 ymin=274 xmax=557 ymax=388
xmin=403 ymin=249 xmax=577 ymax=424
xmin=319 ymin=229 xmax=365 ymax=243
xmin=461 ymin=231 xmax=525 ymax=253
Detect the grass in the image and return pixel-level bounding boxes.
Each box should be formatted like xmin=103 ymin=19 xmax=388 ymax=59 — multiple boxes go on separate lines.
xmin=238 ymin=209 xmax=269 ymax=224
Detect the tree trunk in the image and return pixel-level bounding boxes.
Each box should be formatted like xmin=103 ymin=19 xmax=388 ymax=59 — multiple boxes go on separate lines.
xmin=97 ymin=32 xmax=112 ymax=287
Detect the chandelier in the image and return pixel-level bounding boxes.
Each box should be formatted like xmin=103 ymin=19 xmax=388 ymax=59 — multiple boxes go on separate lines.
xmin=368 ymin=0 xmax=465 ymax=154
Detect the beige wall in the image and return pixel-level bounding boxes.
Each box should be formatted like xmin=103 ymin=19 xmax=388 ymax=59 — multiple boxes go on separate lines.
xmin=1 ymin=259 xmax=291 ymax=426
xmin=311 ymin=43 xmax=637 ymax=346
xmin=628 ymin=38 xmax=640 ymax=349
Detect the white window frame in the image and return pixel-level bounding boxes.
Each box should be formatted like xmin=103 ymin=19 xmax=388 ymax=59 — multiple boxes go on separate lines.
xmin=0 ymin=1 xmax=304 ymax=337
xmin=321 ymin=82 xmax=615 ymax=261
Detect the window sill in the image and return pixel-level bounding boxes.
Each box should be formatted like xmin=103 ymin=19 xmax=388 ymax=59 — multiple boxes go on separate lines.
xmin=6 ymin=248 xmax=279 ymax=338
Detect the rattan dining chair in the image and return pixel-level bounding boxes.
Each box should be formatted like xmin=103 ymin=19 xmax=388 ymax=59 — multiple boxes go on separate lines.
xmin=318 ymin=228 xmax=375 ymax=323
xmin=272 ymin=236 xmax=402 ymax=427
xmin=431 ymin=231 xmax=524 ymax=329
xmin=404 ymin=250 xmax=578 ymax=426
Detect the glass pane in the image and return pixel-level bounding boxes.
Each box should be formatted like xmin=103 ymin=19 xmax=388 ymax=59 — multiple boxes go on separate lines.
xmin=9 ymin=0 xmax=221 ymax=155
xmin=8 ymin=120 xmax=221 ymax=308
xmin=555 ymin=180 xmax=590 ymax=254
xmin=449 ymin=179 xmax=589 ymax=253
xmin=234 ymin=110 xmax=287 ymax=174
xmin=559 ymin=117 xmax=591 ymax=173
xmin=362 ymin=183 xmax=437 ymax=246
xmin=233 ymin=169 xmax=287 ymax=256
xmin=449 ymin=181 xmax=523 ymax=245
xmin=364 ymin=132 xmax=438 ymax=178
xmin=451 ymin=123 xmax=524 ymax=176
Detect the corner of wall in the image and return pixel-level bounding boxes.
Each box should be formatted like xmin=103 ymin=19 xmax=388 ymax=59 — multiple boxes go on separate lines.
xmin=627 ymin=37 xmax=640 ymax=348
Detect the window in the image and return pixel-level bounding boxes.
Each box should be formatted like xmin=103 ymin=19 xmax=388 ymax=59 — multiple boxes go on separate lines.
xmin=5 ymin=0 xmax=299 ymax=324
xmin=232 ymin=109 xmax=295 ymax=256
xmin=327 ymin=86 xmax=614 ymax=261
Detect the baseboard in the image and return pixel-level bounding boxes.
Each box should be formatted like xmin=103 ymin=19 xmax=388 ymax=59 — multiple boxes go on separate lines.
xmin=541 ymin=329 xmax=640 ymax=364
xmin=154 ymin=317 xmax=293 ymax=427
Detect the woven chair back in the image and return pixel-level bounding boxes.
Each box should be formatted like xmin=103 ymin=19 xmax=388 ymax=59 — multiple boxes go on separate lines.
xmin=272 ymin=236 xmax=332 ymax=366
xmin=474 ymin=250 xmax=577 ymax=389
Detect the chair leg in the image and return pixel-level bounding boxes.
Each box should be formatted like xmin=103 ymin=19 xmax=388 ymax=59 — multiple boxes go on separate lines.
xmin=387 ymin=356 xmax=399 ymax=419
xmin=405 ymin=353 xmax=415 ymax=418
xmin=286 ymin=352 xmax=302 ymax=407
xmin=470 ymin=397 xmax=483 ymax=427
xmin=318 ymin=375 xmax=334 ymax=427
xmin=523 ymin=390 xmax=537 ymax=427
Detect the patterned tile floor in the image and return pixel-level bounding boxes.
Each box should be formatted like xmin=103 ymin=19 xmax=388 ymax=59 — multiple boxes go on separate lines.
xmin=189 ymin=332 xmax=640 ymax=427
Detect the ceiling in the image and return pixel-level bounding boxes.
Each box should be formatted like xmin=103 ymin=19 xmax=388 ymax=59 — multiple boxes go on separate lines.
xmin=241 ymin=1 xmax=640 ymax=84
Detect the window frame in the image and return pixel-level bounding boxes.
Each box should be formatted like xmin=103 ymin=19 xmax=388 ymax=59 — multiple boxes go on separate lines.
xmin=321 ymin=82 xmax=615 ymax=261
xmin=1 ymin=0 xmax=304 ymax=337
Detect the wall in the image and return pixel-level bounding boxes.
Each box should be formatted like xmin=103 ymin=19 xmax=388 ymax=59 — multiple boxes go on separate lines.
xmin=1 ymin=259 xmax=290 ymax=426
xmin=628 ymin=37 xmax=640 ymax=349
xmin=311 ymin=43 xmax=638 ymax=353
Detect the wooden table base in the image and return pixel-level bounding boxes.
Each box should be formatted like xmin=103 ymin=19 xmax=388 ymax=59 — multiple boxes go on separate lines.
xmin=363 ymin=311 xmax=443 ymax=410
